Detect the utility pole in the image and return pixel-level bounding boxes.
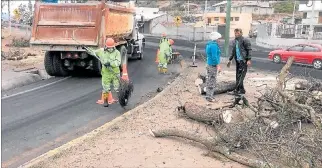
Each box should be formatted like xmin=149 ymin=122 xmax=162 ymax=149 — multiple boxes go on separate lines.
xmin=291 ymin=0 xmax=296 ymax=24
xmin=188 ymin=0 xmax=190 ymax=16
xmin=8 ymin=0 xmax=11 ymax=36
xmin=203 ymin=0 xmax=208 ymax=41
xmin=308 ymin=0 xmax=315 ymax=42
xmin=224 ymin=0 xmax=231 ymax=57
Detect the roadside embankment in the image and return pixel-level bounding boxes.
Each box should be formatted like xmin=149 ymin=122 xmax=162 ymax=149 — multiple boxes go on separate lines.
xmin=20 ymin=59 xmax=313 ymax=168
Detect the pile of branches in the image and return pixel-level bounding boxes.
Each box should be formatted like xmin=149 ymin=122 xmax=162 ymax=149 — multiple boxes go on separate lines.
xmin=2 ymin=49 xmax=36 ymax=61
xmin=7 ymin=37 xmax=30 ymax=47
xmin=150 ymin=57 xmax=322 ymax=168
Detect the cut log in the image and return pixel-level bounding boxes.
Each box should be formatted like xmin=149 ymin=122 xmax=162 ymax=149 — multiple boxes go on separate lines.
xmin=179 ymin=102 xmax=240 ymax=124
xmin=214 ymin=81 xmax=236 ymax=94
xmin=198 ymin=81 xmax=236 ymax=95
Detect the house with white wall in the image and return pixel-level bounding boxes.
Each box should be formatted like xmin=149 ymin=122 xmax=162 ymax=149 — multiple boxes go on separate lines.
xmin=299 ymin=0 xmax=322 ymax=37
xmin=299 ymin=0 xmax=322 ymax=25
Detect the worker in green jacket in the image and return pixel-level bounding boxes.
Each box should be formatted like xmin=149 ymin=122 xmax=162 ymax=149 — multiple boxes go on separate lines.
xmin=158 ymin=33 xmax=171 ymax=73
xmin=85 ymin=38 xmax=121 ymax=107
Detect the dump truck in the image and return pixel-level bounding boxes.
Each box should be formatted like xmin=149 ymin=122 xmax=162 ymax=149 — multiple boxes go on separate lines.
xmin=30 ymin=0 xmax=145 ymax=77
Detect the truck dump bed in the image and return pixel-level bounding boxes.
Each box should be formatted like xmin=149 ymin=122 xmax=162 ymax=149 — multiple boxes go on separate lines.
xmin=30 ymin=1 xmax=135 ymax=47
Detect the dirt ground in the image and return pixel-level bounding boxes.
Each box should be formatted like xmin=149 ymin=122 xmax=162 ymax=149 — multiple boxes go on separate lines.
xmin=1 ymin=27 xmax=44 ymax=72
xmin=29 ymin=62 xmax=306 ymax=168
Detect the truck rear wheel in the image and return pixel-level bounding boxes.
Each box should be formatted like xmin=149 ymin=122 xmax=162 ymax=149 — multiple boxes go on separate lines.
xmin=52 ymin=52 xmax=69 ymax=77
xmin=44 ymin=51 xmax=56 ymax=76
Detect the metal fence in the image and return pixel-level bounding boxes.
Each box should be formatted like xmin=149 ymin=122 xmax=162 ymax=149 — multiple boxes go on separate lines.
xmin=144 ymin=14 xmax=220 ymax=42
xmin=260 ymin=22 xmax=322 ymax=40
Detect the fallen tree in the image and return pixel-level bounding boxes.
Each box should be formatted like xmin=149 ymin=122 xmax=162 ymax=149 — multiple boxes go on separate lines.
xmin=150 ymin=57 xmax=322 ymax=168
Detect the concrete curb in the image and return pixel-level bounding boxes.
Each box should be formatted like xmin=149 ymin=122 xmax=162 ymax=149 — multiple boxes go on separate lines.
xmin=1 ymin=72 xmax=42 ymax=92
xmin=1 ymin=69 xmax=52 ymax=92
xmin=19 ymin=63 xmax=190 ymax=168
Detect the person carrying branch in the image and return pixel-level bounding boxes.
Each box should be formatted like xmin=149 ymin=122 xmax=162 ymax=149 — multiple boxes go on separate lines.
xmin=158 ymin=33 xmax=171 ymax=73
xmin=205 ymin=32 xmax=222 ymax=102
xmin=227 ymin=28 xmax=252 ymax=96
xmin=167 ymin=39 xmax=175 ymax=63
xmin=84 ymin=38 xmax=121 ymax=107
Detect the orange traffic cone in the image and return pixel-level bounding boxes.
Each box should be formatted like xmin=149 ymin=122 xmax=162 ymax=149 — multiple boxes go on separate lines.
xmin=121 ymin=64 xmax=129 ymax=81
xmin=155 ymin=49 xmax=160 ymax=63
xmin=107 ymin=91 xmax=116 ymax=104
xmin=96 ymin=92 xmax=105 ymax=105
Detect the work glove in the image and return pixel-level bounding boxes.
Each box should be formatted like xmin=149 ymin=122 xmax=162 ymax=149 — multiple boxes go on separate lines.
xmin=104 ymin=62 xmax=111 ymax=67
xmin=227 ymin=61 xmax=232 ymax=68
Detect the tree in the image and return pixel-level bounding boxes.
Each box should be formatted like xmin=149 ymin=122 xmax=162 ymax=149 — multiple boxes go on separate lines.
xmin=273 ymin=0 xmax=298 ymax=14
xmin=15 ymin=3 xmax=33 ymax=25
xmin=8 ymin=0 xmax=11 ymax=35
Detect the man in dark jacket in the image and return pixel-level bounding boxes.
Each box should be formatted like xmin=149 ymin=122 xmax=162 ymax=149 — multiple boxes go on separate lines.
xmin=227 ymin=28 xmax=252 ymax=95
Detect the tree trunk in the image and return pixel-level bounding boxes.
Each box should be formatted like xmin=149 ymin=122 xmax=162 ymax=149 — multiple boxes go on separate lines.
xmin=179 ymin=102 xmax=236 ymax=124
xmin=8 ymin=0 xmax=11 ymax=36
xmin=197 ymin=81 xmax=236 ymax=95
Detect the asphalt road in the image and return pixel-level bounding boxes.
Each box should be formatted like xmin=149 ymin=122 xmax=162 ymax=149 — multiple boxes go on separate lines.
xmin=1 ymin=47 xmax=181 ymax=168
xmin=146 ymin=37 xmax=321 ymax=79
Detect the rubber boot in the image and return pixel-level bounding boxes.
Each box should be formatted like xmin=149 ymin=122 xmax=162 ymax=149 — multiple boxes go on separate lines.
xmin=107 ymin=91 xmax=116 ymax=104
xmin=96 ymin=92 xmax=104 ymax=105
xmin=103 ymin=92 xmax=109 ymax=107
xmin=162 ymin=68 xmax=168 ymax=74
xmin=158 ymin=67 xmax=162 ymax=73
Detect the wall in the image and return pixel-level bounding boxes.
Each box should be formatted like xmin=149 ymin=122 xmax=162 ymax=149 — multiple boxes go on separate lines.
xmin=232 ymin=6 xmax=274 ymax=15
xmin=256 ymin=24 xmax=322 ymax=49
xmin=145 ymin=15 xmax=219 ymax=41
xmin=194 ymin=13 xmax=252 ymax=37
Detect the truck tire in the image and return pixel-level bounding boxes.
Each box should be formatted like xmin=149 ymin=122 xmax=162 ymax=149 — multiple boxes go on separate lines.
xmin=52 ymin=52 xmax=69 ymax=77
xmin=44 ymin=51 xmax=56 ymax=76
xmin=92 ymin=56 xmax=102 ymax=76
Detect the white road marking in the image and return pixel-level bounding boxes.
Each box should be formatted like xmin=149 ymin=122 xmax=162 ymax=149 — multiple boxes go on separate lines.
xmin=2 ymin=77 xmax=71 ymax=100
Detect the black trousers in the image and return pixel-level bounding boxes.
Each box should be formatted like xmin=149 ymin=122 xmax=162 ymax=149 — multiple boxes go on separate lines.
xmin=235 ymin=61 xmax=248 ymax=94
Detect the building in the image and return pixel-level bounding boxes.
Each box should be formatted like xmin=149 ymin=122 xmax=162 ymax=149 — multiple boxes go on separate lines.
xmin=299 ymin=0 xmax=322 ymax=36
xmin=299 ymin=0 xmax=322 ymax=25
xmin=194 ymin=13 xmax=252 ymax=37
xmin=135 ymin=7 xmax=167 ymax=34
xmin=212 ymin=1 xmax=274 ymax=15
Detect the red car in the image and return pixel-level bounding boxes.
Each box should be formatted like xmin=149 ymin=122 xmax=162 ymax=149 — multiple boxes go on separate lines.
xmin=268 ymin=44 xmax=322 ymax=70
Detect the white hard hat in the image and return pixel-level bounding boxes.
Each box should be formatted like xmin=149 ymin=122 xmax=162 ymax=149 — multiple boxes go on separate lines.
xmin=209 ymin=32 xmax=222 ymax=41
